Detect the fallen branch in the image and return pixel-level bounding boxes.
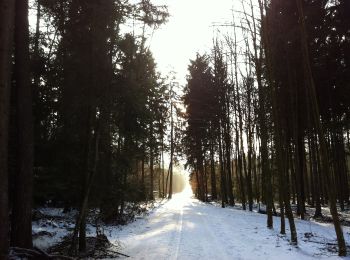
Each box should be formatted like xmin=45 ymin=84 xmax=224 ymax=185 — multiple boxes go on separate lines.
xmin=9 ymin=247 xmax=75 ymax=260
xmin=105 ymin=248 xmax=130 ymax=258
xmin=302 ymin=240 xmax=338 ymax=246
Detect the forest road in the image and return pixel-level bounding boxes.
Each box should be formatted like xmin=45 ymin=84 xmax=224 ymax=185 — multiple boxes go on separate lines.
xmin=113 ymin=178 xmax=329 ymax=260
xmin=116 ymin=181 xmax=235 ymax=260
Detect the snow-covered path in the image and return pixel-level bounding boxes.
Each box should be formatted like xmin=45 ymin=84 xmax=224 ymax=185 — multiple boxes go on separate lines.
xmin=110 ymin=179 xmax=350 ymax=260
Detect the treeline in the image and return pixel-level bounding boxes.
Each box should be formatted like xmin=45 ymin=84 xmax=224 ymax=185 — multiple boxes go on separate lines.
xmin=182 ymin=0 xmax=349 ymax=256
xmin=0 ymin=0 xmax=177 ymax=257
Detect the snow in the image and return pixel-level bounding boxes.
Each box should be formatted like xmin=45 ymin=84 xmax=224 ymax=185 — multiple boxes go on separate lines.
xmin=108 ymin=177 xmax=350 ymax=260
xmin=33 ymin=176 xmax=350 ymax=259
xmin=32 ymin=211 xmax=75 ymax=250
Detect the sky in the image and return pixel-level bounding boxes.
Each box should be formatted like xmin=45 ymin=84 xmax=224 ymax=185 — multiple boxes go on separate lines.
xmin=147 ymin=0 xmax=235 ymax=84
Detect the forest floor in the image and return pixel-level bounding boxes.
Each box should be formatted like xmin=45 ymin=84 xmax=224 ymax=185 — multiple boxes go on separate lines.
xmin=33 ymin=181 xmax=350 ymax=259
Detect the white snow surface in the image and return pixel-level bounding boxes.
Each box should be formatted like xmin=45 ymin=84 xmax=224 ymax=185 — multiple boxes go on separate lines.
xmin=33 ymin=177 xmax=350 ymax=259
xmin=108 ymin=179 xmax=350 ymax=260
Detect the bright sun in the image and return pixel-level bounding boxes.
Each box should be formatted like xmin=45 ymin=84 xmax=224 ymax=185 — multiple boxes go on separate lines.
xmin=149 ymin=0 xmax=235 ymax=84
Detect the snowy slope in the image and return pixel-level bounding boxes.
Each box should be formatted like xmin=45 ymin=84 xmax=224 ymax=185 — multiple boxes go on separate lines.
xmin=108 ymin=178 xmax=350 ymax=260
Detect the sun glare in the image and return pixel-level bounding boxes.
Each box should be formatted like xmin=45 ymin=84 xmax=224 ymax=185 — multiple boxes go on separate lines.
xmin=149 ymin=0 xmax=235 ymax=84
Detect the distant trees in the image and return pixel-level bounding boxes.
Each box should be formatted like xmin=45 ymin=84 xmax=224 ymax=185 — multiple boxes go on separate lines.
xmin=182 ymin=0 xmax=350 ymax=256
xmin=183 ymin=50 xmax=233 ymax=205
xmin=183 ymin=54 xmax=213 ymax=202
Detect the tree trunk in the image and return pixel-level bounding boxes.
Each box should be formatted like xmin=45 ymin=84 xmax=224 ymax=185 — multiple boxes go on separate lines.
xmin=162 ymin=135 xmax=165 ymax=198
xmin=158 ymin=154 xmax=161 ymax=198
xmin=224 ymin=124 xmax=234 ymax=206
xmin=247 ymin=0 xmax=268 ymax=215
xmin=294 ymin=130 xmax=306 ymax=219
xmin=283 ymin=146 xmax=298 ymax=244
xmin=71 ymin=121 xmax=100 ymax=254
xmin=210 ymin=140 xmax=217 ymax=200
xmin=219 ymin=126 xmax=227 ymax=207
xmin=308 ymin=135 xmax=315 ymax=207
xmin=150 ymin=122 xmax=154 ymax=200
xmin=10 ymin=0 xmax=33 ymax=249
xmin=168 ymin=86 xmax=174 ymax=199
xmin=33 ymin=0 xmax=40 ymax=89
xmin=246 ymin=96 xmax=254 ymax=212
xmin=253 ymin=148 xmax=259 ymax=204
xmin=141 ymin=147 xmax=145 ymax=198
xmin=311 ymin=132 xmax=322 ymax=218
xmin=237 ymin=83 xmax=249 ymax=210
xmin=257 ymin=0 xmax=274 ymax=229
xmin=204 ymin=160 xmax=209 ymax=201
xmin=0 ymin=0 xmax=15 ymax=257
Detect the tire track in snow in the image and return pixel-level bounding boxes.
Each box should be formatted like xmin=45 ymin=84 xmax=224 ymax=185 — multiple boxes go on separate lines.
xmin=196 ymin=203 xmax=235 ymax=260
xmin=172 ymin=206 xmax=184 ymax=260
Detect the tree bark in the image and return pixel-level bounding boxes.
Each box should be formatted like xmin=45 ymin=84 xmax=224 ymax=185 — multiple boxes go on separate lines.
xmin=161 ymin=134 xmax=165 ymax=198
xmin=150 ymin=122 xmax=154 ymax=200
xmin=0 ymin=0 xmax=15 ymax=257
xmin=257 ymin=0 xmax=273 ymax=229
xmin=311 ymin=132 xmax=322 ymax=218
xmin=168 ymin=83 xmax=174 ymax=199
xmin=223 ymin=88 xmax=234 ymax=205
xmin=10 ymin=0 xmax=34 ymax=249
xmin=219 ymin=125 xmax=227 ymax=207
xmin=210 ymin=139 xmax=217 ymax=200
xmin=141 ymin=147 xmax=145 ymax=198
xmin=71 ymin=120 xmax=100 ymax=254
